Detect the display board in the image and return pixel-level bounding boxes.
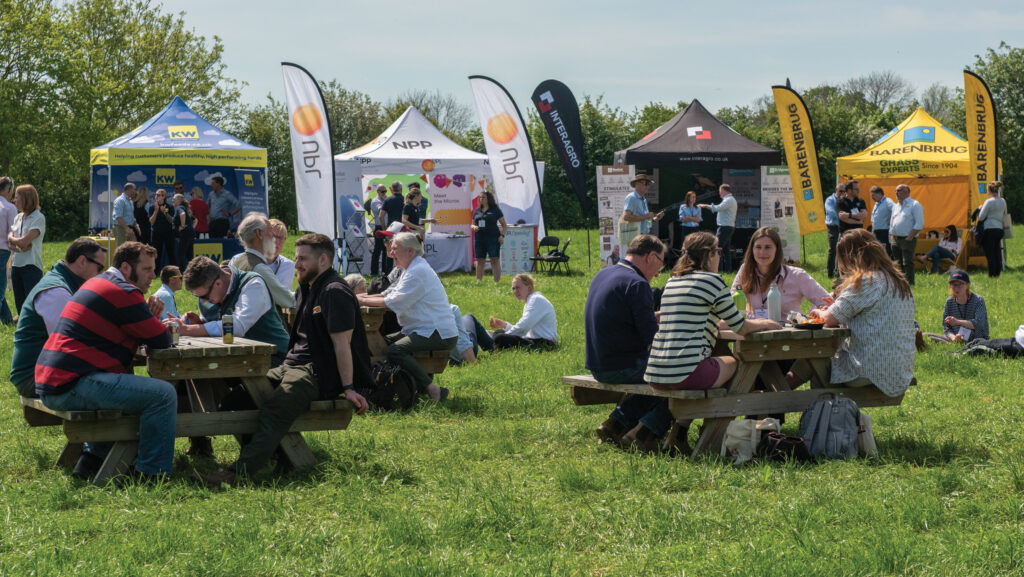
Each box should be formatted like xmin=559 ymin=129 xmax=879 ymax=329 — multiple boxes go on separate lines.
xmin=499 ymin=225 xmax=538 ymax=275
xmin=596 ymin=165 xmax=636 ymax=267
xmin=760 ymin=166 xmax=801 ymax=263
xmin=722 ymin=168 xmax=761 ymax=229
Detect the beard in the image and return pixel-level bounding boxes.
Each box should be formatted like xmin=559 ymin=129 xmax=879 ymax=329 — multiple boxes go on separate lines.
xmin=297 ymin=265 xmax=320 ymax=286
xmin=129 ymin=265 xmax=149 ymax=292
xmin=262 ymin=235 xmax=277 ymax=262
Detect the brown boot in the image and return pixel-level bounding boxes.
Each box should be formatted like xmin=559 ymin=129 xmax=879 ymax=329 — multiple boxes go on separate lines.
xmin=662 ymin=420 xmax=693 ymax=457
xmin=596 ymin=417 xmax=628 ymax=447
xmin=622 ymin=423 xmax=660 ymax=454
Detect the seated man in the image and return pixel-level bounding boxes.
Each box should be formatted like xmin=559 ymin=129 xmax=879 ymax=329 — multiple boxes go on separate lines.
xmin=229 ymin=213 xmax=296 ymax=309
xmin=35 ymin=242 xmax=175 ymax=480
xmin=153 ymin=265 xmax=181 ymax=320
xmin=197 ymin=234 xmax=369 ymax=487
xmin=584 ymin=235 xmax=681 ymax=454
xmin=176 ymin=256 xmax=290 ymax=360
xmin=358 ymin=232 xmax=458 ymax=401
xmin=10 ymin=238 xmax=107 ymax=398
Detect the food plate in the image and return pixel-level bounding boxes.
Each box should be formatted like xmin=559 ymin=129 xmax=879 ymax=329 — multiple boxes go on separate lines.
xmin=793 ymin=321 xmax=826 ymax=330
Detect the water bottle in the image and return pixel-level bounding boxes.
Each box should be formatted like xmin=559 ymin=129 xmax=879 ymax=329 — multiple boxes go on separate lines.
xmin=767 ymin=283 xmax=782 ymax=322
xmin=732 ymin=291 xmax=747 ymax=317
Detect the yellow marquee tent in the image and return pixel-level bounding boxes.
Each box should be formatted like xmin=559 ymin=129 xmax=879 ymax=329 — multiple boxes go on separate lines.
xmin=837 ymin=108 xmax=990 ymax=230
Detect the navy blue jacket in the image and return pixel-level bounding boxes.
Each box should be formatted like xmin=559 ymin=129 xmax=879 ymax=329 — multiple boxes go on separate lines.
xmin=584 ymin=260 xmax=658 ymax=372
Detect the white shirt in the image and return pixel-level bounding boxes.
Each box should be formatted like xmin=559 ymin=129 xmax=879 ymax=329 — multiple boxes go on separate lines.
xmin=0 ymin=196 xmax=16 ymax=251
xmin=230 ymin=248 xmax=296 ymax=308
xmin=889 ymin=197 xmax=924 ymax=237
xmin=35 ymin=286 xmax=73 ymax=333
xmin=383 ymin=256 xmax=458 ymax=339
xmin=504 ymin=291 xmax=558 ymax=343
xmin=711 ymin=194 xmax=737 ymax=227
xmin=11 ymin=209 xmax=45 ymax=269
xmin=200 ymin=272 xmax=274 ymax=338
xmin=268 ymin=254 xmax=295 ymax=289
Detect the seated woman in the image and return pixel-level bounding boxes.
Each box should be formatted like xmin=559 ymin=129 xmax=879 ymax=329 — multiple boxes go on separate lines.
xmin=787 ymin=229 xmax=916 ymax=397
xmin=357 ymin=232 xmax=458 ymax=401
xmin=916 ymin=225 xmax=961 ymax=273
xmin=923 ymin=270 xmax=989 ymax=343
xmin=731 ymin=226 xmax=830 ymax=318
xmin=637 ymin=232 xmax=780 ymax=449
xmin=488 ymin=273 xmax=557 ymax=349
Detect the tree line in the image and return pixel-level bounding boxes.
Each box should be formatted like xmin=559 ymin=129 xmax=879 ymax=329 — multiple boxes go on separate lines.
xmin=2 ymin=0 xmax=1021 ymax=238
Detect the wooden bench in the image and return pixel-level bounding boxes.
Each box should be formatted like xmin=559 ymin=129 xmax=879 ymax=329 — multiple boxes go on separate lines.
xmin=361 ymin=306 xmax=449 ymax=375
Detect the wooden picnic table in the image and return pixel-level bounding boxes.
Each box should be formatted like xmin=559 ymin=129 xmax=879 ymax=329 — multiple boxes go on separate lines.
xmin=22 ymin=336 xmax=353 ymax=483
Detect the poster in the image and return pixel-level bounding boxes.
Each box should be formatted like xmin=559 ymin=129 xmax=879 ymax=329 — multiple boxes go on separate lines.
xmin=234 ymin=168 xmax=268 ymax=218
xmin=722 ymin=168 xmax=761 ymax=229
xmin=760 ymin=166 xmax=801 ymax=263
xmin=500 ymin=225 xmax=537 ymax=275
xmin=596 ymin=165 xmax=635 ymax=267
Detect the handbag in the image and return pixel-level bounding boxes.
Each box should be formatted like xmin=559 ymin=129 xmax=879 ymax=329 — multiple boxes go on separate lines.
xmin=857 ymin=412 xmax=878 ymax=457
xmin=1002 ymin=203 xmax=1014 ymax=239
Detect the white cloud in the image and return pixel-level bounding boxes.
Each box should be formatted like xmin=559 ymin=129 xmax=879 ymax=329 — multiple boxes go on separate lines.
xmin=194 ymin=170 xmax=223 ymax=185
xmin=129 ymin=135 xmax=157 ymax=144
xmin=126 ymin=170 xmax=147 ymax=182
xmin=203 ymin=129 xmax=221 ymax=136
xmin=218 ymin=139 xmax=241 ymax=146
xmin=95 ymin=167 xmax=108 ymax=176
xmin=175 ymin=112 xmax=198 ymax=119
xmin=96 ymin=189 xmax=116 ymax=202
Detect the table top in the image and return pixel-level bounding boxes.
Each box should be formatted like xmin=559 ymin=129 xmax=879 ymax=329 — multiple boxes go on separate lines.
xmin=140 ymin=336 xmax=277 ymax=360
xmin=720 ymin=325 xmax=850 ymax=342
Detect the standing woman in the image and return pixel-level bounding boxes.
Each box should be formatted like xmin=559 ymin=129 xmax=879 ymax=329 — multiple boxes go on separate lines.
xmin=148 ymin=188 xmax=176 ymax=270
xmin=732 ymin=227 xmax=830 ymax=318
xmin=471 ymin=190 xmax=508 ymax=282
xmin=7 ymin=185 xmax=46 ymax=312
xmin=134 ymin=186 xmax=152 ymax=245
xmin=190 ymin=187 xmax=210 ymax=239
xmin=173 ymin=193 xmax=195 ymax=269
xmin=976 ymin=180 xmax=1007 ymax=277
xmin=676 ymin=190 xmax=701 ymax=251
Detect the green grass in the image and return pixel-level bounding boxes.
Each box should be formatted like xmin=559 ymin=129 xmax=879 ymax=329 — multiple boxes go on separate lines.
xmin=2 ymin=229 xmax=1024 ymax=576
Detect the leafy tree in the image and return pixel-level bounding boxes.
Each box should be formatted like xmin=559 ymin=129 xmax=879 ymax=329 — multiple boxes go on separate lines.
xmin=383 ymin=90 xmax=474 ymax=141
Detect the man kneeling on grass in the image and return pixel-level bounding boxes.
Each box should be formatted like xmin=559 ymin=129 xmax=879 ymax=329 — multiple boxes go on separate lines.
xmin=197 ymin=234 xmax=370 ymax=487
xmin=35 ymin=242 xmax=175 ymax=481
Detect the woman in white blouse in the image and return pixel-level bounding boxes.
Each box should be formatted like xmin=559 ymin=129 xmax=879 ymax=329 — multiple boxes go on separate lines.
xmin=7 ymin=184 xmax=46 ymax=312
xmin=489 ymin=273 xmax=558 ymax=349
xmin=976 ymin=180 xmax=1007 ymax=277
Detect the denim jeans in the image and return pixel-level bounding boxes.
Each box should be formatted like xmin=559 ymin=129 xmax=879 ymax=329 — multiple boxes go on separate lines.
xmin=41 ymin=372 xmax=177 ymax=475
xmin=717 ymin=225 xmax=735 ymax=272
xmin=872 ymin=228 xmax=891 ymax=259
xmin=593 ymin=359 xmax=673 ymax=437
xmin=925 ymin=246 xmax=956 ymax=272
xmin=11 ymin=264 xmax=42 ymax=314
xmin=462 ymin=313 xmax=494 ymax=354
xmin=0 ymin=249 xmax=12 ymax=324
xmin=827 ymin=225 xmax=840 ymax=277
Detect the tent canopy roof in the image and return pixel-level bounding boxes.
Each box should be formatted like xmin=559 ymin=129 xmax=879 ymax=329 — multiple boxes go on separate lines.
xmin=93 ymin=96 xmax=262 ymax=151
xmin=836 ymin=107 xmax=970 ymax=178
xmin=614 ymin=99 xmax=780 ymax=167
xmin=336 ymin=106 xmax=487 ymax=161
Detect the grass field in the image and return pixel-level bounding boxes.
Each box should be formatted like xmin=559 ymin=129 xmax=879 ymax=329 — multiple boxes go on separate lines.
xmin=2 ymin=229 xmax=1023 ymax=576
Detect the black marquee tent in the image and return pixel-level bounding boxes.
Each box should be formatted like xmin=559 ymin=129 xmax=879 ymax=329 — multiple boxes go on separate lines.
xmin=614 ymin=99 xmax=780 ymax=167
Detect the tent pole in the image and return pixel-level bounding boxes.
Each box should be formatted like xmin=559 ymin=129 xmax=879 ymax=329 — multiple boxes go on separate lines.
xmin=107 ymin=163 xmax=113 ymax=266
xmin=801 ymin=235 xmax=806 ymax=267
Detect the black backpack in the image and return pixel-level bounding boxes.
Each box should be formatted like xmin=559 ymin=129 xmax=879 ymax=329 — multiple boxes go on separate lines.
xmin=360 ymin=361 xmax=417 ymax=411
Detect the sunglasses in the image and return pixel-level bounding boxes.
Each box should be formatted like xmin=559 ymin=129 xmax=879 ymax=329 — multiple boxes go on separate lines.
xmin=190 ymin=278 xmax=218 ymax=301
xmin=87 ymin=257 xmax=106 ymax=272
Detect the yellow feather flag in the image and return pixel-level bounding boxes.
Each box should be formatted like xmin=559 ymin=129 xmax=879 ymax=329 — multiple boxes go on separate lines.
xmin=772 ymin=85 xmax=826 ymax=235
xmin=964 ymin=70 xmax=999 ymax=214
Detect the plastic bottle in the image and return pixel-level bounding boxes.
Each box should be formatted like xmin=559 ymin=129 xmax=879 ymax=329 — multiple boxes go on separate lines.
xmin=732 ymin=291 xmax=747 ymax=317
xmin=767 ymin=283 xmax=782 ymax=322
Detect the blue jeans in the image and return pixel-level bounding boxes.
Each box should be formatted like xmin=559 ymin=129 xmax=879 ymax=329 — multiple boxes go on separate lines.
xmin=11 ymin=264 xmax=42 ymax=314
xmin=0 ymin=250 xmax=12 ymax=324
xmin=717 ymin=226 xmax=735 ymax=272
xmin=593 ymin=358 xmax=673 ymax=437
xmin=41 ymin=372 xmax=177 ymax=475
xmin=872 ymin=228 xmax=891 ymax=259
xmin=925 ymin=246 xmax=956 ymax=272
xmin=462 ymin=313 xmax=494 ymax=354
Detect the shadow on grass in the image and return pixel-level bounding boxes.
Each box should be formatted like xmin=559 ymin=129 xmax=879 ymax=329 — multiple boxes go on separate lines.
xmin=871 ymin=433 xmax=990 ymax=466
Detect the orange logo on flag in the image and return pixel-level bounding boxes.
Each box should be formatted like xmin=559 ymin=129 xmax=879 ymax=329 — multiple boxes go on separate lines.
xmin=421 ymin=159 xmax=435 ymax=172
xmin=487 ymin=113 xmax=518 ymax=144
xmin=292 ymin=104 xmax=323 ymax=136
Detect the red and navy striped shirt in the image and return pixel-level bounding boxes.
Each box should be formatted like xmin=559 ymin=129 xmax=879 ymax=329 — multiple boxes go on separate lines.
xmin=35 ymin=269 xmax=171 ymax=395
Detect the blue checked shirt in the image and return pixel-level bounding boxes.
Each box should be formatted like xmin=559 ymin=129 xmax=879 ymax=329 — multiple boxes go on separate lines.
xmin=824 ymin=194 xmax=838 ymax=227
xmin=208 ymin=189 xmax=239 ymax=222
xmin=113 ymin=192 xmax=135 ymax=226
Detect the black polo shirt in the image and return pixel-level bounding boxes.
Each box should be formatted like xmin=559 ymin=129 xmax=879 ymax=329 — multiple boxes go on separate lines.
xmin=383 ymin=193 xmax=405 ymax=226
xmin=837 ymin=196 xmax=867 ymax=233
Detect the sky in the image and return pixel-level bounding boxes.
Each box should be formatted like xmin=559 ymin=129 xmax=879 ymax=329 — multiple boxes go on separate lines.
xmin=174 ymin=0 xmax=1024 ymax=115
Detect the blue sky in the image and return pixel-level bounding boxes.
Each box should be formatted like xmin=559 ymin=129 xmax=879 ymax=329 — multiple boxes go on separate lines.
xmin=176 ymin=0 xmax=1023 ymax=114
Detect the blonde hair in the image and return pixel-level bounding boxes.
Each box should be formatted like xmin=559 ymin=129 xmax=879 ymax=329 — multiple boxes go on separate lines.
xmin=191 ymin=187 xmax=203 ymax=201
xmin=14 ymin=184 xmax=39 ymax=214
xmin=512 ymin=273 xmax=535 ymax=289
xmin=269 ymin=218 xmax=288 ymax=237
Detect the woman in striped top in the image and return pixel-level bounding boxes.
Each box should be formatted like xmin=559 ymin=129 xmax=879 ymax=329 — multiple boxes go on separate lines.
xmin=645 ymin=231 xmax=781 ymax=390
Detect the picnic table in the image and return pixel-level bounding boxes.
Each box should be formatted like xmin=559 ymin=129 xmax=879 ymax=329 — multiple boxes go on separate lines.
xmin=565 ymin=326 xmax=910 ymax=458
xmin=21 ymin=336 xmax=354 ymax=483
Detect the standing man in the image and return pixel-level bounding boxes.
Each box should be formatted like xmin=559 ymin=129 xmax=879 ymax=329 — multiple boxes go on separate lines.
xmin=699 ymin=184 xmax=738 ymax=272
xmin=153 ymin=265 xmax=181 ymax=321
xmin=869 ymin=185 xmax=895 ymax=257
xmin=836 ymin=180 xmax=866 ymax=236
xmin=197 ymin=233 xmax=369 ymax=487
xmin=35 ymin=242 xmax=175 ymax=481
xmin=586 ymin=235 xmax=682 ymax=453
xmin=889 ymin=184 xmax=924 ymax=285
xmin=824 ymin=183 xmax=845 ymax=278
xmin=230 ymin=213 xmax=296 ymax=309
xmin=207 ymin=176 xmax=239 ymax=238
xmin=620 ymin=174 xmax=664 ymax=252
xmin=113 ymin=182 xmax=141 ymax=247
xmin=380 ymin=181 xmax=406 ymax=275
xmin=0 ymin=176 xmax=17 ymax=324
xmin=369 ymin=184 xmax=388 ymax=276
xmin=267 ymin=218 xmax=295 ymax=290
xmin=10 ymin=238 xmax=107 ymax=398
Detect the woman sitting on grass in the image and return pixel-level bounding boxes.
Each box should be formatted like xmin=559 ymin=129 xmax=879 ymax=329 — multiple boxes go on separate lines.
xmin=916 ymin=225 xmax=961 ymax=274
xmin=731 ymin=226 xmax=830 ymax=318
xmin=787 ymin=229 xmax=916 ymax=397
xmin=488 ymin=273 xmax=558 ymax=349
xmin=923 ymin=270 xmax=988 ymax=343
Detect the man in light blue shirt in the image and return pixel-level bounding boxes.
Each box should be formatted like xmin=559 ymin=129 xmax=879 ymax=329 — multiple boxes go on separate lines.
xmin=889 ymin=184 xmax=925 ymax=285
xmin=698 ymin=184 xmax=738 ymax=272
xmin=824 ymin=184 xmax=844 ymax=278
xmin=869 ymin=185 xmax=895 ymax=258
xmin=113 ymin=183 xmax=140 ymax=247
xmin=207 ymin=176 xmax=240 ymax=238
xmin=153 ymin=266 xmax=181 ymax=321
xmin=621 ymin=174 xmax=664 ymax=242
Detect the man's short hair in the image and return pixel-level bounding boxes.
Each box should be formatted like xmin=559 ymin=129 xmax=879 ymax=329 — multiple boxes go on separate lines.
xmin=407 ymin=181 xmax=421 ymax=190
xmin=123 ymin=182 xmax=136 ymax=190
xmin=211 ymin=176 xmax=225 ymax=186
xmin=237 ymin=213 xmax=268 ymax=246
xmin=844 ymin=179 xmax=859 ymax=192
xmin=295 ymin=233 xmax=334 ymax=260
xmin=720 ymin=183 xmax=731 ymax=193
xmin=183 ymin=256 xmax=223 ymax=290
xmin=390 ymin=180 xmax=403 ymax=192
xmin=160 ymin=266 xmax=181 ymax=285
xmin=113 ymin=241 xmax=156 ymax=269
xmin=65 ymin=237 xmax=104 ymax=265
xmin=173 ymin=180 xmax=184 ymax=188
xmin=626 ymin=234 xmax=665 ymax=257
xmin=869 ymin=185 xmax=884 ymax=195
xmin=392 ymin=232 xmax=423 ymax=257
xmin=0 ymin=176 xmax=12 ymax=196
